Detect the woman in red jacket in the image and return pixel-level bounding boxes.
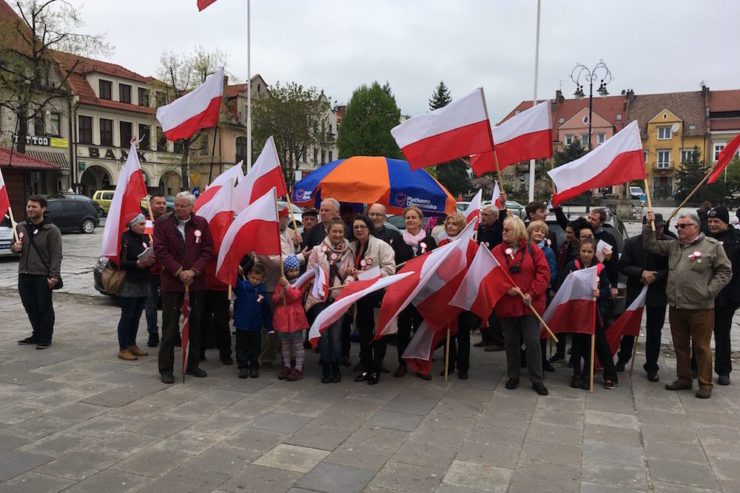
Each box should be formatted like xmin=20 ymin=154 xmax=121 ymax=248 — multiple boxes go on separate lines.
xmin=492 ymin=216 xmax=551 ymax=396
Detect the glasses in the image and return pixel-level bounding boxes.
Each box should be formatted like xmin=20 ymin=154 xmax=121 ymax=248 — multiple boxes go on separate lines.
xmin=353 ymin=225 xmax=368 ymax=230
xmin=676 ymin=223 xmax=695 ymax=229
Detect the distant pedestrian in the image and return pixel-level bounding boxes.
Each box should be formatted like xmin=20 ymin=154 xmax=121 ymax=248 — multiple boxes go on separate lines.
xmin=12 ymin=196 xmax=62 ymax=349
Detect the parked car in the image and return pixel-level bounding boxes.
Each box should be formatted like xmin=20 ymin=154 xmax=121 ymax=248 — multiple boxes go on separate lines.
xmin=45 ymin=196 xmax=100 ymax=234
xmin=46 ymin=192 xmax=103 ymax=217
xmin=0 ymin=215 xmax=18 ymax=258
xmin=629 ymin=186 xmax=645 ymax=200
xmin=456 ymin=200 xmax=527 ymax=220
xmin=92 ymin=190 xmax=115 ymax=215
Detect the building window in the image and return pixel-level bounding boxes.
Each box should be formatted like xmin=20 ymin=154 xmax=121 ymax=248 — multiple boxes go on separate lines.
xmin=657 ymin=150 xmax=671 ymax=169
xmin=657 ymin=126 xmax=672 ymax=140
xmin=681 ymin=148 xmax=697 ymax=163
xmin=78 ymin=115 xmax=93 ymax=144
xmin=120 ymin=121 xmax=132 ymax=147
xmin=565 ymin=134 xmax=573 ymax=145
xmin=643 ymin=150 xmax=648 ymax=164
xmin=236 ymin=137 xmax=247 ymax=162
xmin=49 ymin=112 xmax=61 ymax=136
xmin=99 ymin=79 xmax=112 ymax=100
xmin=313 ymin=148 xmax=318 ymax=164
xmin=138 ymin=124 xmax=150 ymax=149
xmin=714 ymin=144 xmax=725 ymax=161
xmin=155 ymin=91 xmax=167 ymax=107
xmin=580 ymin=134 xmax=590 ymax=146
xmin=138 ymin=88 xmax=149 ymax=107
xmin=200 ymin=134 xmax=209 ymax=156
xmin=328 ymin=150 xmax=333 ymax=162
xmin=119 ymin=84 xmax=132 ymax=104
xmin=174 ymin=141 xmax=184 ymax=154
xmin=321 ymin=150 xmax=326 ymax=163
xmin=597 ymin=133 xmax=606 ymax=144
xmin=33 ymin=113 xmax=45 ymax=136
xmin=100 ymin=118 xmax=113 ymax=146
xmin=156 ymin=127 xmax=167 ymax=151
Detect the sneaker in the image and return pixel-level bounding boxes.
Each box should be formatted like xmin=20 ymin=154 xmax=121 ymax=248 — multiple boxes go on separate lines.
xmin=186 ymin=367 xmax=207 ymax=378
xmin=603 ymin=379 xmax=616 ymax=390
xmin=354 ymin=372 xmax=368 ymax=382
xmin=147 ymin=333 xmax=159 ymax=348
xmin=505 ymin=377 xmax=519 ymax=390
xmin=532 ymin=382 xmax=549 ymax=396
xmin=695 ymin=387 xmax=712 ymax=399
xmin=238 ymin=368 xmax=249 ymax=379
xmin=35 ymin=341 xmax=51 ymax=349
xmin=160 ymin=371 xmax=175 ymax=384
xmin=570 ymin=375 xmax=582 ymax=388
xmin=286 ymin=368 xmax=303 ymax=381
xmin=665 ymin=380 xmax=692 ymax=391
xmin=367 ymin=372 xmax=380 ymax=385
xmin=18 ymin=336 xmax=38 ymax=345
xmin=249 ymin=368 xmax=259 ymax=378
xmin=717 ymin=375 xmax=730 ymax=386
xmin=220 ymin=354 xmax=234 ymax=366
xmin=118 ymin=349 xmax=138 ymax=361
xmin=278 ymin=367 xmax=292 ymax=380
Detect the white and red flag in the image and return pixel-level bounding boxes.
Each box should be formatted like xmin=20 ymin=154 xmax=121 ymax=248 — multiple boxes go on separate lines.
xmin=216 ymin=188 xmax=280 ymax=286
xmin=308 ymin=272 xmax=414 ymax=347
xmin=311 ymin=265 xmax=329 ymax=302
xmin=463 ymin=189 xmax=482 ymax=225
xmin=607 ymin=286 xmax=647 ymax=355
xmin=491 ymin=181 xmax=503 ymax=209
xmin=100 ymin=142 xmax=148 ymax=265
xmin=233 ymin=136 xmax=288 ymax=212
xmin=293 ymin=267 xmax=316 ymax=291
xmin=194 ymin=163 xmax=243 ymax=213
xmin=401 ymin=321 xmax=447 ymax=375
xmin=708 ymin=133 xmax=740 ymax=184
xmin=449 ymin=244 xmax=513 ymax=321
xmin=156 ymin=68 xmax=224 ymax=141
xmin=391 ymin=88 xmax=494 ymax=170
xmin=197 ymin=0 xmax=218 ymax=10
xmin=196 ymin=181 xmax=234 ymax=252
xmin=471 ymin=101 xmax=553 ymax=176
xmin=548 ymin=121 xmax=645 ymax=206
xmin=0 ymin=167 xmax=9 ymax=220
xmin=541 ymin=266 xmax=598 ymax=335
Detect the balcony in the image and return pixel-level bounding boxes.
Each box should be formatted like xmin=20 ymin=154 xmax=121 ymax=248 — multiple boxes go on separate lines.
xmin=654 ymin=160 xmax=673 ymax=171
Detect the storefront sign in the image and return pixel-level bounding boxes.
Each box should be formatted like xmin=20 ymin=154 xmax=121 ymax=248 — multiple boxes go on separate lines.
xmin=14 ymin=135 xmax=68 ymax=148
xmin=85 ymin=147 xmax=147 ymax=162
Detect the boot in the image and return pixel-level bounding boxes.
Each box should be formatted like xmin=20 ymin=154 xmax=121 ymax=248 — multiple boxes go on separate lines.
xmin=321 ymin=362 xmax=331 ymax=384
xmin=330 ymin=362 xmax=341 ymax=383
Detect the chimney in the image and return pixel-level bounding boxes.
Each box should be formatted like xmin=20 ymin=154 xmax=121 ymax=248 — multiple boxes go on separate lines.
xmin=555 ymin=89 xmax=564 ymax=103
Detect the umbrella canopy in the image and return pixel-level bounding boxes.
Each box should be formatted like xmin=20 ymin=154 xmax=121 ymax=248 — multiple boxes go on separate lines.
xmin=292 ymin=157 xmax=456 ymax=216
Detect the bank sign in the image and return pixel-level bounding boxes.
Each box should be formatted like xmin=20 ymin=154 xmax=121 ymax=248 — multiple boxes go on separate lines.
xmin=83 ymin=146 xmax=147 ymax=162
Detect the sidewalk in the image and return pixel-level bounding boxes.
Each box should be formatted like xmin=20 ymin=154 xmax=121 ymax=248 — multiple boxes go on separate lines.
xmin=0 ymin=293 xmax=738 ymax=492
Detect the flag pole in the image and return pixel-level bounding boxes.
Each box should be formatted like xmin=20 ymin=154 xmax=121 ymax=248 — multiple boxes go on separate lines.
xmin=589 ymin=331 xmax=595 ymax=393
xmin=628 ymin=332 xmax=638 ymax=380
xmin=274 ymin=189 xmax=286 ymax=307
xmin=665 ymin=171 xmax=711 ymax=224
xmin=643 ymin=178 xmax=655 ymax=232
xmin=285 ymin=192 xmax=300 ymax=234
xmin=528 ymin=0 xmax=542 ymax=204
xmin=7 ymin=203 xmax=19 ymax=243
xmin=444 ymin=328 xmax=451 ymax=383
xmin=182 ymin=284 xmax=190 ymax=384
xmin=246 ymin=0 xmax=252 ymax=172
xmin=493 ymin=151 xmax=506 ymax=196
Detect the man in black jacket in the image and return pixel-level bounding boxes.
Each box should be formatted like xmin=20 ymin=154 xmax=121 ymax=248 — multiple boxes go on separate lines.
xmin=588 ymin=208 xmax=619 ymax=298
xmin=616 ymin=214 xmax=669 ymax=381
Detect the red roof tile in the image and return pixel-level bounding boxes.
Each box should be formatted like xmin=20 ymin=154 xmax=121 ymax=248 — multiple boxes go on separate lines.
xmin=0 ymin=148 xmax=60 ymax=170
xmin=709 ymin=90 xmax=740 ymax=112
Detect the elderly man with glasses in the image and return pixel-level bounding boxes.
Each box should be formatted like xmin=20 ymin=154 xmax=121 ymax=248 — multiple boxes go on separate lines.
xmin=643 ymin=210 xmax=731 ymax=399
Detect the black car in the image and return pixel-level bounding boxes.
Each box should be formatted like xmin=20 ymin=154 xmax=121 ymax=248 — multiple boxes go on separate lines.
xmin=45 ymin=196 xmax=100 ymax=234
xmin=46 ymin=193 xmax=103 ymax=217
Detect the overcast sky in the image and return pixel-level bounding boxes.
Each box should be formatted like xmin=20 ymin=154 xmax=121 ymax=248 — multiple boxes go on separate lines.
xmin=78 ymin=0 xmax=740 ymax=122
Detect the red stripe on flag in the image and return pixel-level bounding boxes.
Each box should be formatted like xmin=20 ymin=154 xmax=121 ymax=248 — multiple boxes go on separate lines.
xmin=494 ymin=129 xmax=553 ymax=169
xmin=197 ymin=0 xmax=218 ymax=11
xmin=402 ymin=120 xmax=493 ymax=170
xmin=193 ymin=185 xmax=221 ymax=213
xmin=708 ymin=133 xmax=740 ymax=184
xmin=545 ymin=299 xmax=596 ymax=336
xmin=606 ymin=307 xmax=644 ymax=355
xmin=250 ymin=165 xmax=288 ymax=202
xmin=552 ymin=150 xmax=645 ymax=206
xmin=217 ymin=219 xmax=280 ymax=286
xmin=162 ymin=96 xmax=221 ymax=141
xmin=208 ymin=209 xmax=233 ymax=252
xmin=0 ymin=185 xmax=9 ymax=220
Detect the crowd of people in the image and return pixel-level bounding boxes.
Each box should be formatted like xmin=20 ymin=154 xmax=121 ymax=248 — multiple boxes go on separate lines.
xmin=11 ymin=192 xmax=740 ymax=399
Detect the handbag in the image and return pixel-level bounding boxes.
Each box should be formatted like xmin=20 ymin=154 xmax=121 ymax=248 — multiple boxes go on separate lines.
xmin=101 ymin=261 xmax=126 ymax=295
xmin=27 ymin=227 xmax=63 ymax=290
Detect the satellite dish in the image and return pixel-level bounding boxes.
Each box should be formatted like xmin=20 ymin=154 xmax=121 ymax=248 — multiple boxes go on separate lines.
xmin=671 ymin=123 xmax=680 ymax=133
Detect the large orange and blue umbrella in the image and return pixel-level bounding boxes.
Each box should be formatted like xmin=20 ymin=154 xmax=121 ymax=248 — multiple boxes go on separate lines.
xmin=291 ymin=157 xmax=456 ymax=216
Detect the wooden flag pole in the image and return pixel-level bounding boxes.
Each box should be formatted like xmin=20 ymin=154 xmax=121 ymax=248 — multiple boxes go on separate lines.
xmin=7 ymin=203 xmax=19 ymax=243
xmin=643 ymin=178 xmax=655 ymax=232
xmin=285 ymin=192 xmax=300 ymax=235
xmin=666 ymin=171 xmax=711 ymax=224
xmin=589 ymin=331 xmax=595 ymax=393
xmin=444 ymin=328 xmax=451 ymax=383
xmin=628 ymin=332 xmax=639 ymax=380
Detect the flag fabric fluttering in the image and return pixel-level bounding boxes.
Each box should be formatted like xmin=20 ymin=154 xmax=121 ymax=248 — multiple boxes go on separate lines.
xmin=471 ymin=101 xmax=553 ymax=176
xmin=491 ymin=181 xmax=503 ymax=209
xmin=100 ymin=142 xmax=148 ymax=265
xmin=311 ymin=265 xmax=329 ymax=302
xmin=197 ymin=0 xmax=218 ymax=11
xmin=449 ymin=244 xmax=514 ymax=321
xmin=463 ymin=189 xmax=482 ymax=225
xmin=401 ymin=321 xmax=449 ymax=375
xmin=390 ymin=88 xmax=494 ymax=170
xmin=0 ymin=167 xmax=9 ymax=221
xmin=233 ymin=136 xmax=288 ymax=212
xmin=193 ymin=163 xmax=243 ymax=213
xmin=195 ymin=181 xmax=234 ymax=252
xmin=216 ymin=188 xmax=281 ymax=286
xmin=606 ymin=286 xmax=648 ymax=355
xmin=708 ymin=133 xmax=740 ymax=184
xmin=156 ymin=68 xmax=224 ymax=141
xmin=541 ymin=266 xmax=598 ymax=335
xmin=547 ymin=121 xmax=645 ymax=206
xmin=308 ymin=272 xmax=414 ymax=347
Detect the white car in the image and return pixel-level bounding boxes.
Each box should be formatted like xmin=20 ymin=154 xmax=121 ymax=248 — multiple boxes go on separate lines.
xmin=0 ymin=218 xmax=17 ymax=257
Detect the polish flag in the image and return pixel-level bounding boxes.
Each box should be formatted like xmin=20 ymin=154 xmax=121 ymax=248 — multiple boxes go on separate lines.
xmin=311 ymin=265 xmax=329 ymax=302
xmin=0 ymin=167 xmax=9 ymax=220
xmin=100 ymin=143 xmax=148 ymax=265
xmin=401 ymin=321 xmax=449 ymax=375
xmin=607 ymin=286 xmax=647 ymax=355
xmin=233 ymin=136 xmax=288 ymax=212
xmin=376 ymin=219 xmax=477 ymax=339
xmin=144 ymin=220 xmax=154 ymax=236
xmin=471 ymin=101 xmax=553 ymax=176
xmin=308 ymin=272 xmax=414 ymax=347
xmin=548 ymin=121 xmax=645 ymax=205
xmin=449 ymin=244 xmax=513 ymax=321
xmin=542 ymin=266 xmax=598 ymax=335
xmin=708 ymin=133 xmax=740 ymax=184
xmin=197 ymin=0 xmax=218 ymax=10
xmin=193 ymin=163 xmax=243 ymax=213
xmin=491 ymin=181 xmax=503 ymax=209
xmin=156 ymin=68 xmax=224 ymax=141
xmin=391 ymin=88 xmax=494 ymax=170
xmin=463 ymin=189 xmax=482 ymax=225
xmin=292 ymin=267 xmax=316 ymax=291
xmin=216 ymin=188 xmax=280 ymax=286
xmin=196 ymin=181 xmax=234 ymax=252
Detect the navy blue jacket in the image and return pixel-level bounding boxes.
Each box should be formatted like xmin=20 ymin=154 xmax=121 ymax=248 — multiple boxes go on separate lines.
xmin=233 ymin=279 xmax=272 ymax=332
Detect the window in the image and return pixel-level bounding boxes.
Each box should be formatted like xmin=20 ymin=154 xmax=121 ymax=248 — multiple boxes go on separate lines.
xmin=156 ymin=127 xmax=167 ymax=151
xmin=313 ymin=148 xmax=318 ymax=164
xmin=138 ymin=124 xmax=150 ymax=149
xmin=200 ymin=134 xmax=209 ymax=156
xmin=657 ymin=126 xmax=672 ymax=140
xmin=174 ymin=141 xmax=184 ymax=154
xmin=119 ymin=84 xmax=131 ymax=103
xmin=34 ymin=113 xmax=45 ymax=136
xmin=99 ymin=79 xmax=112 ymax=100
xmin=580 ymin=133 xmax=590 ymax=146
xmin=565 ymin=134 xmax=574 ymax=145
xmin=49 ymin=113 xmax=61 ymax=136
xmin=138 ymin=88 xmax=149 ymax=107
xmin=155 ymin=91 xmax=166 ymax=107
xmin=328 ymin=150 xmax=333 ymax=162
xmin=321 ymin=150 xmax=326 ymax=163
xmin=681 ymin=148 xmax=697 ymax=164
xmin=597 ymin=133 xmax=606 ymax=144
xmin=78 ymin=115 xmax=93 ymax=144
xmin=236 ymin=137 xmax=247 ymax=162
xmin=119 ymin=121 xmax=132 ymax=147
xmin=99 ymin=118 xmax=113 ymax=146
xmin=657 ymin=150 xmax=671 ymax=169
xmin=714 ymin=144 xmax=725 ymax=161
xmin=643 ymin=150 xmax=648 ymax=165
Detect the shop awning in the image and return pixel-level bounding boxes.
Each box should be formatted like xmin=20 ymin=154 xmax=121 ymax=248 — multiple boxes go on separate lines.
xmin=0 ymin=148 xmax=62 ymax=170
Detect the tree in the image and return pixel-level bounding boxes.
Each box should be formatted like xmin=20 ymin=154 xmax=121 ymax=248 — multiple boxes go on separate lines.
xmin=552 ymin=139 xmax=587 ymax=166
xmin=0 ymin=0 xmax=110 ymax=153
xmin=251 ymin=82 xmax=331 ymax=188
xmin=427 ymin=81 xmax=470 ymax=197
xmin=428 ymin=80 xmax=451 ymax=110
xmin=337 ymin=81 xmax=402 ymax=158
xmin=674 ymin=147 xmax=725 ymax=204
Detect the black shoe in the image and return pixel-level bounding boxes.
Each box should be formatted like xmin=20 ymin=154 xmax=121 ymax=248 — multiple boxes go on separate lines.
xmin=147 ymin=333 xmax=159 ymax=348
xmin=615 ymin=360 xmax=627 ymax=372
xmin=532 ymin=382 xmax=549 ymax=396
xmin=543 ymin=361 xmax=556 ymax=372
xmin=220 ymin=354 xmax=234 ymax=366
xmin=646 ymin=370 xmax=659 ymax=382
xmin=238 ymin=368 xmax=249 ymax=379
xmin=717 ymin=375 xmax=730 ymax=386
xmin=394 ymin=363 xmax=407 ymax=378
xmin=695 ymin=387 xmax=712 ymax=399
xmin=186 ymin=367 xmax=207 ymax=378
xmin=330 ymin=362 xmax=341 ymax=383
xmin=549 ymin=352 xmax=565 ymax=363
xmin=367 ymin=372 xmax=380 ymax=385
xmin=355 ymin=372 xmax=368 ymax=382
xmin=340 ymin=357 xmax=351 ymax=367
xmin=36 ymin=341 xmax=51 ymax=349
xmin=249 ymin=368 xmax=259 ymax=378
xmin=505 ymin=377 xmax=519 ymax=390
xmin=18 ymin=336 xmax=38 ymax=345
xmin=160 ymin=371 xmax=175 ymax=384
xmin=458 ymin=371 xmax=468 ymax=380
xmin=570 ymin=375 xmax=582 ymax=388
xmin=321 ymin=363 xmax=331 ymax=384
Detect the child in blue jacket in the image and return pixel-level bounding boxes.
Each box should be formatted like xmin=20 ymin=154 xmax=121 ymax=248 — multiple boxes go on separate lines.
xmin=234 ymin=263 xmax=272 ymax=378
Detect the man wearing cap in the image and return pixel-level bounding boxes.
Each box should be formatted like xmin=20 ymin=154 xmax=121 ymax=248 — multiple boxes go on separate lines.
xmin=704 ymin=206 xmax=740 ymax=385
xmin=300 ymin=208 xmax=318 ymax=237
xmin=644 ymin=210 xmax=732 ymax=398
xmin=617 ymin=213 xmax=671 ymax=381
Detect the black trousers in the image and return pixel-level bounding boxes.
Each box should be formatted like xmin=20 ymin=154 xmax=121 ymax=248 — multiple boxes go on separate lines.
xmin=572 ymin=326 xmax=617 ymax=380
xmin=357 ymin=295 xmax=386 ymax=373
xmin=341 ymin=315 xmax=352 ymax=360
xmin=18 ymin=274 xmax=55 ymax=344
xmin=201 ymin=290 xmax=232 ymax=357
xmin=617 ymin=304 xmax=667 ymax=372
xmin=159 ymin=290 xmax=204 ymax=374
xmin=713 ymin=304 xmax=738 ymax=376
xmin=446 ymin=312 xmax=478 ymax=373
xmin=485 ymin=314 xmax=505 ymax=346
xmin=397 ymin=305 xmax=422 ymax=364
xmin=235 ymin=331 xmax=261 ymax=369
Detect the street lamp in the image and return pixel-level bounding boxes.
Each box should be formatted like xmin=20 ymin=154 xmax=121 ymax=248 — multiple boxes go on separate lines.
xmin=570 ymin=61 xmax=612 ymax=151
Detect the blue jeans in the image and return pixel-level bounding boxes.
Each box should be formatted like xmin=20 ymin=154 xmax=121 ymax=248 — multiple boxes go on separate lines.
xmin=117 ymin=296 xmax=146 ymax=349
xmin=311 ymin=302 xmax=342 ymax=363
xmin=145 ymin=276 xmax=160 ymax=335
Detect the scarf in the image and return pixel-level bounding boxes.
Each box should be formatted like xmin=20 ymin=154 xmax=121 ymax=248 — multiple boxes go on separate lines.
xmin=320 ymin=236 xmax=351 ymax=289
xmin=402 ymin=229 xmax=427 ymax=248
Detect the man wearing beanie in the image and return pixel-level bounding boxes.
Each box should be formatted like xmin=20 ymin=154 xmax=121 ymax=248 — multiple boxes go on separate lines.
xmin=706 ymin=206 xmax=740 ymax=385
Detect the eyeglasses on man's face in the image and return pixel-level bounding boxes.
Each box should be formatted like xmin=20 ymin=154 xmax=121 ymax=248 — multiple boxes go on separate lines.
xmin=676 ymin=223 xmax=696 ymax=229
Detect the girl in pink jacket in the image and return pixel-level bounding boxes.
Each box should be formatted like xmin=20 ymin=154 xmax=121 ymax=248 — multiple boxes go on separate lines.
xmin=272 ymin=255 xmax=309 ymax=381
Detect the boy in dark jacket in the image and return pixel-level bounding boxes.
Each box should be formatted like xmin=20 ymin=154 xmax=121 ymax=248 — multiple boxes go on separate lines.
xmin=234 ymin=264 xmax=272 ymax=378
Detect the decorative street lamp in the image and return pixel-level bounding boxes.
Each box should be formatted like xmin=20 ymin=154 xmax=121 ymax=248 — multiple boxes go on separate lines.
xmin=570 ymin=61 xmax=612 ymax=151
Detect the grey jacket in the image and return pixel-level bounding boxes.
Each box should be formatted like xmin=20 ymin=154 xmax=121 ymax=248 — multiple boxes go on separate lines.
xmin=643 ymin=225 xmax=732 ymax=309
xmin=15 ymin=221 xmax=63 ymax=279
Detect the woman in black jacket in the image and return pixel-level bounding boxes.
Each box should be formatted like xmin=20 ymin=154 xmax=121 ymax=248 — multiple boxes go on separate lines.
xmin=117 ymin=214 xmax=155 ymax=361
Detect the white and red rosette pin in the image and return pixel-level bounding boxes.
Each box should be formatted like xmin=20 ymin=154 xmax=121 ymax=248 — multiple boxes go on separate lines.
xmin=194 ymin=229 xmax=202 ymax=243
xmin=688 ymin=250 xmax=702 ymax=263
